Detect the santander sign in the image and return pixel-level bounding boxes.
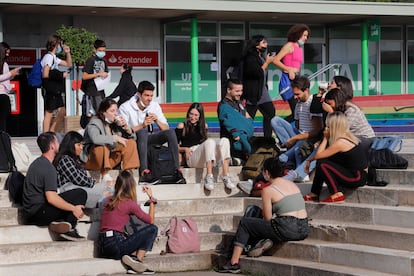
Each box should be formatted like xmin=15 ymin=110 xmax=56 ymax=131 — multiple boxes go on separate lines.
xmin=106 ymin=50 xmax=159 ymax=67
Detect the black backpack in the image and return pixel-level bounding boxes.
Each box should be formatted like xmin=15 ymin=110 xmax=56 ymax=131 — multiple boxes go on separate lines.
xmin=148 ymin=145 xmax=176 ymax=183
xmin=0 ymin=131 xmax=26 ymax=204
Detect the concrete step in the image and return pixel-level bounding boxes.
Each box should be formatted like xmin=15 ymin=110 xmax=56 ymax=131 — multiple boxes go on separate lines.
xmin=244 ymin=197 xmax=414 ymax=228
xmin=376 ymin=168 xmax=414 ymax=185
xmin=309 ymin=220 xmax=414 ymax=252
xmin=0 ymin=250 xmax=214 ymax=276
xmin=0 ymin=231 xmax=223 ymax=265
xmin=268 ymin=239 xmax=414 ymax=275
xmin=223 ymin=255 xmax=399 ymax=276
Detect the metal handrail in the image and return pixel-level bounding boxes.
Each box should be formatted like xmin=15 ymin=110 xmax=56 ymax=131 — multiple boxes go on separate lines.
xmin=308 ymin=63 xmax=341 ymax=80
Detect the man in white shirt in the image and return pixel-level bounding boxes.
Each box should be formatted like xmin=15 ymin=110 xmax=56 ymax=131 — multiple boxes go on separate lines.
xmin=119 ymin=81 xmax=185 ymax=184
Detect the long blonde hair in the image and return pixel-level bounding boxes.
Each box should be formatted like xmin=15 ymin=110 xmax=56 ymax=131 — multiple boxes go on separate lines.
xmin=105 ymin=170 xmax=137 ymax=211
xmin=326 ymin=111 xmax=359 ymax=145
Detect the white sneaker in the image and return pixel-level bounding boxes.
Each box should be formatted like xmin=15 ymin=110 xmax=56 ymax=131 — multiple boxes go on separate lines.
xmin=222 ymin=175 xmax=235 ymax=189
xmin=237 ymin=179 xmax=253 ymax=195
xmin=204 ymin=174 xmax=215 ymax=191
xmin=283 ymin=170 xmax=298 ymax=182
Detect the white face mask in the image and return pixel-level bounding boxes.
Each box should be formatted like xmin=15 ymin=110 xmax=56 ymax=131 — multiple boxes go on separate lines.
xmin=105 ymin=117 xmax=113 ymax=124
xmin=298 ymin=39 xmax=304 ymax=46
xmin=140 ymin=99 xmax=147 ymax=108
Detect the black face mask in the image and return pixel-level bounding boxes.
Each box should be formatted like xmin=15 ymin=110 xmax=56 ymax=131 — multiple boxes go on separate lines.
xmin=259 ymin=47 xmax=267 ymax=54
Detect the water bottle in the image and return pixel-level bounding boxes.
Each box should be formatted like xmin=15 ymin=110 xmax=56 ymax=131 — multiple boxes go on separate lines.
xmin=146 ymin=112 xmax=153 ymax=133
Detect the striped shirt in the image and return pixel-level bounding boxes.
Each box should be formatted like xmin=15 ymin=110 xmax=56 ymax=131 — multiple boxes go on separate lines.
xmin=294 ymin=94 xmax=322 ymax=133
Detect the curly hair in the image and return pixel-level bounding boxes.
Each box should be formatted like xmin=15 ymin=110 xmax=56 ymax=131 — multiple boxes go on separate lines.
xmin=287 ymin=24 xmax=311 ymax=42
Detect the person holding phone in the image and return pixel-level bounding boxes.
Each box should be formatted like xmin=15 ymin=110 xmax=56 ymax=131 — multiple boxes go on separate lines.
xmin=0 ymin=42 xmax=20 ymax=131
xmin=41 ymin=34 xmax=72 ymax=132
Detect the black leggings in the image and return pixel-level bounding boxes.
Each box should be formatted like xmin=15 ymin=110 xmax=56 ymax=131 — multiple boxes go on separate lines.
xmin=246 ymin=101 xmax=275 ymax=138
xmin=311 ymin=159 xmax=367 ymax=195
xmin=27 ymin=189 xmax=87 ymax=229
xmin=0 ymin=94 xmax=11 ymax=131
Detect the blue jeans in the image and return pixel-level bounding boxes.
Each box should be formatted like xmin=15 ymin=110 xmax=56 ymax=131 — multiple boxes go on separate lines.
xmin=136 ymin=128 xmax=179 ymax=173
xmin=98 ymin=224 xmax=158 ymax=260
xmin=271 ymin=116 xmax=299 ymax=145
xmin=283 ymin=149 xmax=317 ymax=181
xmin=233 ymin=216 xmax=308 ymax=249
xmin=279 ymin=140 xmax=304 ymax=169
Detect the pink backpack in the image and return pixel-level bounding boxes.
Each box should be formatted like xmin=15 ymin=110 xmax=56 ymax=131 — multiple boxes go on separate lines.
xmin=163 ymin=216 xmax=200 ymax=253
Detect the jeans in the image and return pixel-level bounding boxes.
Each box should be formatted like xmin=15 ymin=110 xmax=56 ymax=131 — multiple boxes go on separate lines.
xmin=270 ymin=116 xmax=299 ymax=145
xmin=233 ymin=216 xmax=308 ymax=249
xmin=26 ymin=188 xmax=87 ymax=229
xmin=98 ymin=224 xmax=158 ymax=260
xmin=136 ymin=128 xmax=179 ymax=173
xmin=279 ymin=140 xmax=304 ymax=169
xmin=283 ymin=149 xmax=317 ymax=181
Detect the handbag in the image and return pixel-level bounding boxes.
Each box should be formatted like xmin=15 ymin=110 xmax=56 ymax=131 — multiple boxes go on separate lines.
xmin=368 ymin=148 xmax=408 ymax=169
xmin=162 ymin=216 xmax=200 ymax=254
xmin=371 ymin=135 xmax=404 ymax=152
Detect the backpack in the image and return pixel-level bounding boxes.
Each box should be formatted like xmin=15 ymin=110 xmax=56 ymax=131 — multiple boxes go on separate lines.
xmin=162 ymin=216 xmax=200 ymax=254
xmin=242 ymin=137 xmax=279 ymax=180
xmin=147 ymin=144 xmax=176 ymax=183
xmin=27 ymin=59 xmax=43 ymax=88
xmin=0 ymin=131 xmax=25 ymax=204
xmin=28 ymin=53 xmax=53 ymax=88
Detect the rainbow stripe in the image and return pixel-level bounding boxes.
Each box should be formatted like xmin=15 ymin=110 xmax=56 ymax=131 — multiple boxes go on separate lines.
xmin=160 ymin=94 xmax=414 ymax=133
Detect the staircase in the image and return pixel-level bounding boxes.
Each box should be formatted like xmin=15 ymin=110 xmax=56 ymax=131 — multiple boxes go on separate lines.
xmin=0 ymin=137 xmax=414 ymax=275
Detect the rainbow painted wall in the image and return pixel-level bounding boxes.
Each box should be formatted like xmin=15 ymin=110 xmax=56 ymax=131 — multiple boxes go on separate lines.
xmin=160 ymin=94 xmax=414 ymax=134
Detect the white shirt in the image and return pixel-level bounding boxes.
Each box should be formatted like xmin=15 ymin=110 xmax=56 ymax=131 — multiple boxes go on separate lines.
xmin=40 ymin=52 xmax=61 ymax=72
xmin=119 ymin=94 xmax=168 ymax=128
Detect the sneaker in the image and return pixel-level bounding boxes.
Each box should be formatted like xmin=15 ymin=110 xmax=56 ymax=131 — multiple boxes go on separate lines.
xmin=247 ymin=238 xmax=274 ymax=257
xmin=142 ymin=268 xmax=155 ymax=275
xmin=49 ymin=221 xmax=71 ymax=234
xmin=60 ymin=229 xmax=85 ymax=241
xmin=237 ymin=179 xmax=253 ymax=195
xmin=231 ymin=157 xmax=242 ymax=166
xmin=139 ymin=170 xmax=160 ymax=185
xmin=121 ymin=255 xmax=147 ymax=274
xmin=218 ymin=261 xmax=241 ymax=274
xmin=283 ymin=169 xmax=298 ymax=182
xmin=204 ymin=174 xmax=215 ymax=191
xmin=174 ymin=169 xmax=187 ymax=184
xmin=222 ymin=175 xmax=236 ymax=189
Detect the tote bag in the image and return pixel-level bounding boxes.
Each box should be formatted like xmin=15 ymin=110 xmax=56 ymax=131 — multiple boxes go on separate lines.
xmin=162 ymin=216 xmax=200 ymax=254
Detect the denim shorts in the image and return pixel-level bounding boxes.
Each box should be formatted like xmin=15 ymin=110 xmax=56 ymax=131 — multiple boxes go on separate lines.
xmin=271 ymin=216 xmax=309 ymax=241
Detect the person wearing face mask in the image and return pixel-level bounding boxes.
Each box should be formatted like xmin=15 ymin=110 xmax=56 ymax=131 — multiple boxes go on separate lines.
xmin=81 ymin=39 xmax=109 ymax=118
xmin=273 ymin=24 xmax=311 ymax=123
xmin=241 ymin=35 xmax=275 ymax=138
xmin=81 ymin=98 xmax=139 ymax=181
xmin=41 ymin=34 xmax=72 ymax=132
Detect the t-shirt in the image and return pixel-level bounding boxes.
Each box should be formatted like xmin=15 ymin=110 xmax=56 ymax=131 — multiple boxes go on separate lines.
xmin=100 ymin=199 xmax=151 ymax=233
xmin=294 ymin=94 xmax=322 ymax=133
xmin=175 ymin=124 xmax=206 ymax=147
xmin=23 ymin=156 xmax=58 ymax=216
xmin=40 ymin=52 xmax=61 ymax=72
xmin=81 ymin=55 xmax=108 ymax=96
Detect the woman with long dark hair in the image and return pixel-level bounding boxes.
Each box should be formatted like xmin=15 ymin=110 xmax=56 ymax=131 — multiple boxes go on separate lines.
xmin=54 ymin=131 xmax=109 ymax=208
xmin=175 ymin=102 xmax=234 ymax=191
xmin=81 ymin=98 xmax=139 ymax=180
xmin=242 ymin=35 xmax=275 ymax=137
xmin=0 ymin=42 xmax=20 ymax=131
xmin=98 ymin=170 xmax=157 ymax=274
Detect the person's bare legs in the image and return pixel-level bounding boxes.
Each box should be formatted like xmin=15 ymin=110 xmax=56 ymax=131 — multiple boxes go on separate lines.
xmin=230 ymin=245 xmax=243 ymax=265
xmin=43 ymin=110 xmax=54 ymax=132
xmin=222 ymin=157 xmax=230 ymax=177
xmin=50 ymin=106 xmax=66 ymax=132
xmin=206 ymin=160 xmax=213 ymax=176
